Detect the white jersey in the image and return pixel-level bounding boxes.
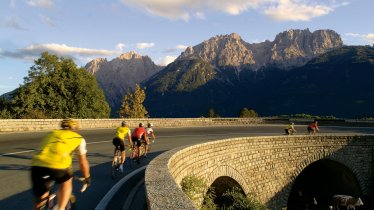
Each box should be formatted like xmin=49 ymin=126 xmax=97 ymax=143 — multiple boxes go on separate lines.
xmin=146 ymin=127 xmax=153 ymax=135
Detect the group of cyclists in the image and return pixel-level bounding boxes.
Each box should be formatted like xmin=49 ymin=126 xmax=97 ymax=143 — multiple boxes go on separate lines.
xmin=112 ymin=121 xmax=156 ymax=172
xmin=30 ymin=119 xmax=155 ymax=210
xmin=30 ymin=118 xmax=321 ymax=210
xmin=285 ymin=119 xmax=320 ymax=135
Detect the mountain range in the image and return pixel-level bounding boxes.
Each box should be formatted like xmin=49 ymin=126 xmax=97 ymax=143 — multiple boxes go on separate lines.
xmin=4 ymin=29 xmax=371 ymax=118
xmin=86 ymin=28 xmax=354 ymax=117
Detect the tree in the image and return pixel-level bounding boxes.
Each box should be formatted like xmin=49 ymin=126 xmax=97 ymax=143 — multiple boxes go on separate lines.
xmin=118 ymin=83 xmax=148 ymax=118
xmin=207 ymin=108 xmax=220 ymax=118
xmin=239 ymin=108 xmax=258 ymax=118
xmin=0 ymin=97 xmax=12 ymax=119
xmin=11 ymin=52 xmax=110 ymax=119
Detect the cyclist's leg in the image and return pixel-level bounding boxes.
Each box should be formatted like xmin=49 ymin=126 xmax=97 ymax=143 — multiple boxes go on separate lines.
xmin=57 ymin=178 xmax=72 ymax=210
xmin=53 ymin=168 xmax=73 ymax=210
xmin=31 ymin=166 xmax=50 ymax=209
xmin=119 ymin=141 xmax=126 ymax=165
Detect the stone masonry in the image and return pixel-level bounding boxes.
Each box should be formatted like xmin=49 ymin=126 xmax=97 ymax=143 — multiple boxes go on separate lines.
xmin=145 ymin=134 xmax=374 ymax=209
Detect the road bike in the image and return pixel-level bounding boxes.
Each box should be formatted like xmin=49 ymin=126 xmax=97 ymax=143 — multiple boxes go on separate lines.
xmin=129 ymin=140 xmax=146 ymax=168
xmin=111 ymin=145 xmax=124 ymax=179
xmin=44 ymin=176 xmax=88 ymax=210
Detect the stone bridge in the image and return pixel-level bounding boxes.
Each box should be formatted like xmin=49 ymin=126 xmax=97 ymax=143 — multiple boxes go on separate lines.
xmin=145 ymin=135 xmax=374 ymax=209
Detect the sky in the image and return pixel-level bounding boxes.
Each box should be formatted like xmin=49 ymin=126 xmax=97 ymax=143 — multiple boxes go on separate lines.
xmin=0 ymin=0 xmax=373 ymax=95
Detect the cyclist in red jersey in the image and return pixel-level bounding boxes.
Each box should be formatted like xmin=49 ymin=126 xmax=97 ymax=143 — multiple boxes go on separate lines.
xmin=307 ymin=119 xmax=320 ymax=134
xmin=131 ymin=123 xmax=149 ymax=158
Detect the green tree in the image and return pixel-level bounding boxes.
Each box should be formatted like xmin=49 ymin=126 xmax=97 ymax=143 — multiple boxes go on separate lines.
xmin=207 ymin=108 xmax=220 ymax=118
xmin=11 ymin=52 xmax=110 ymax=119
xmin=0 ymin=97 xmax=12 ymax=119
xmin=118 ymin=83 xmax=148 ymax=118
xmin=239 ymin=108 xmax=258 ymax=118
xmin=220 ymin=187 xmax=268 ymax=210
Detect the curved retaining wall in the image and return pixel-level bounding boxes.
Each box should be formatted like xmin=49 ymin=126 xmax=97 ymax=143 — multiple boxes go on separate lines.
xmin=0 ymin=118 xmax=262 ymax=133
xmin=145 ymin=135 xmax=374 ymax=210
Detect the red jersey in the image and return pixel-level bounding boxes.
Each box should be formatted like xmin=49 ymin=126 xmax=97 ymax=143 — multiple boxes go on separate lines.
xmin=132 ymin=127 xmax=147 ymax=139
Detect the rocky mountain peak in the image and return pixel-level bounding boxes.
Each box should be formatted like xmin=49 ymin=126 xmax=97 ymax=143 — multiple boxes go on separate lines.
xmin=118 ymin=51 xmax=142 ymax=60
xmin=179 ymin=32 xmax=255 ymax=67
xmin=85 ymin=58 xmax=107 ymax=75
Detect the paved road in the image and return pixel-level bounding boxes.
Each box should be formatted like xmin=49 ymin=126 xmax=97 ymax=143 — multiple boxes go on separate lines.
xmin=1 ymin=124 xmax=373 ymax=210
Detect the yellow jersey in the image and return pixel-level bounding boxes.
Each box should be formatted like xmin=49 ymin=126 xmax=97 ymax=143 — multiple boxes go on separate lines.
xmin=31 ymin=129 xmax=86 ymax=169
xmin=114 ymin=126 xmax=130 ymax=141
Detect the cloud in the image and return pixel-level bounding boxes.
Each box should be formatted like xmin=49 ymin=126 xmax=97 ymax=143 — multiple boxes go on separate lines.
xmin=136 ymin=42 xmax=155 ymax=49
xmin=39 ymin=14 xmax=55 ymax=27
xmin=345 ymin=33 xmax=374 ymax=44
xmin=0 ymin=43 xmax=118 ymax=63
xmin=1 ymin=17 xmax=27 ymax=30
xmin=345 ymin=33 xmax=361 ymax=37
xmin=27 ymin=0 xmax=54 ymax=9
xmin=116 ymin=43 xmax=126 ymax=52
xmin=163 ymin=45 xmax=188 ymax=53
xmin=158 ymin=55 xmax=177 ymax=66
xmin=264 ymin=0 xmax=333 ymax=21
xmin=364 ymin=34 xmax=374 ymax=43
xmin=120 ymin=0 xmax=338 ymax=21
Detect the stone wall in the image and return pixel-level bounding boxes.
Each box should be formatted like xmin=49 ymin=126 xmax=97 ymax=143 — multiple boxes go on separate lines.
xmin=0 ymin=118 xmax=263 ymax=133
xmin=145 ymin=135 xmax=374 ymax=210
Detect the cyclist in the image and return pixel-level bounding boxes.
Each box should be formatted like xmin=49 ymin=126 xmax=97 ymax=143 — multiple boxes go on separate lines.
xmin=112 ymin=121 xmax=132 ymax=173
xmin=307 ymin=119 xmax=320 ymax=134
xmin=131 ymin=123 xmax=149 ymax=159
xmin=146 ymin=123 xmax=156 ymax=143
xmin=31 ymin=119 xmax=90 ymax=210
xmin=285 ymin=122 xmax=296 ymax=135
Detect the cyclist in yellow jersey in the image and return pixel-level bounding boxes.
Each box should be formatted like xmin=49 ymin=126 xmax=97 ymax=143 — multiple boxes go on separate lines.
xmin=31 ymin=119 xmax=90 ymax=210
xmin=112 ymin=121 xmax=132 ymax=172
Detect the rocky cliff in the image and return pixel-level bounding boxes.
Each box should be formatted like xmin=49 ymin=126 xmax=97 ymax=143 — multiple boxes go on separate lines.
xmin=178 ymin=29 xmax=343 ymax=70
xmin=85 ymin=51 xmax=162 ymax=114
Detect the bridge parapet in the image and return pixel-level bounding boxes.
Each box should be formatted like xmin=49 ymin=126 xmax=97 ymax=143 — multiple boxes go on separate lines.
xmin=145 ymin=135 xmax=374 ymax=209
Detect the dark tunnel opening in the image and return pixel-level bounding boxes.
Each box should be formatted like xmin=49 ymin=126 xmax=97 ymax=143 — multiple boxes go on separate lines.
xmin=209 ymin=176 xmax=245 ymax=207
xmin=287 ymin=158 xmax=364 ymax=210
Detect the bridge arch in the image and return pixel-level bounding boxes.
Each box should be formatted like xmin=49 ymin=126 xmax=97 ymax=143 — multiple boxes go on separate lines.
xmin=285 ymin=152 xmax=367 ymax=198
xmin=206 ymin=165 xmax=250 ymax=195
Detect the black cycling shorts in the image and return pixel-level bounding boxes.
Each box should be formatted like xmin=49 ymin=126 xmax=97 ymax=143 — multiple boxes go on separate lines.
xmin=131 ymin=137 xmax=148 ymax=147
xmin=112 ymin=137 xmax=125 ymax=151
xmin=31 ymin=166 xmax=73 ymax=197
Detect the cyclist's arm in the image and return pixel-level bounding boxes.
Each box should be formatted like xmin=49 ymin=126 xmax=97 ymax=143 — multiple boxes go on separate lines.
xmin=127 ymin=132 xmax=132 ymax=146
xmin=76 ymin=139 xmax=90 ymax=179
xmin=78 ymin=153 xmax=90 ymax=179
xmin=150 ymin=132 xmax=156 ymax=140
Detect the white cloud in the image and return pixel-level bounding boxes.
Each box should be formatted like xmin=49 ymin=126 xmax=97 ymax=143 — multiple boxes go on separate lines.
xmin=364 ymin=34 xmax=374 ymax=43
xmin=0 ymin=43 xmax=118 ymax=64
xmin=39 ymin=14 xmax=55 ymax=27
xmin=27 ymin=0 xmax=53 ymax=9
xmin=163 ymin=45 xmax=188 ymax=53
xmin=136 ymin=42 xmax=155 ymax=49
xmin=116 ymin=43 xmax=126 ymax=52
xmin=158 ymin=55 xmax=176 ymax=66
xmin=120 ymin=0 xmax=339 ymax=21
xmin=264 ymin=0 xmax=333 ymax=21
xmin=345 ymin=33 xmax=361 ymax=37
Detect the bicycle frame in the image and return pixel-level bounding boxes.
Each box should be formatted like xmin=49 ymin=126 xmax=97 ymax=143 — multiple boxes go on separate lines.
xmin=129 ymin=141 xmax=146 ymax=167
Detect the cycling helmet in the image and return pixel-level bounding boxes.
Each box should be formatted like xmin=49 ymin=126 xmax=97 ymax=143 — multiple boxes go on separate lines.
xmin=61 ymin=119 xmax=78 ymax=129
xmin=139 ymin=123 xmax=144 ymax=127
xmin=121 ymin=121 xmax=127 ymax=126
xmin=147 ymin=123 xmax=153 ymax=127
